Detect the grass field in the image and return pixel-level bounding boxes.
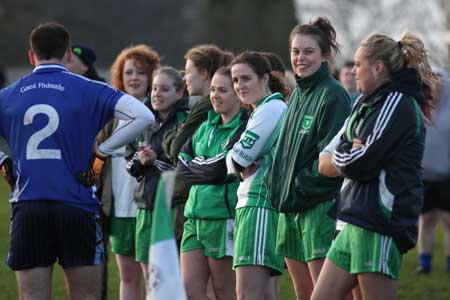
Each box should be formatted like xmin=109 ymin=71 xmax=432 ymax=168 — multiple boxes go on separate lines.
xmin=1 ymin=179 xmax=449 ymax=299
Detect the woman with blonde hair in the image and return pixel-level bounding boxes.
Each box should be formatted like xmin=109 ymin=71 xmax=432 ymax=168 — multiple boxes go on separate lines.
xmin=313 ymin=32 xmax=438 ymax=300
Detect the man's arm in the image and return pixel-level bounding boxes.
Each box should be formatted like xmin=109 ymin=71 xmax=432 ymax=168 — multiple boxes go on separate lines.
xmin=97 ymin=94 xmax=155 ymax=157
xmin=76 ymin=95 xmax=154 ymax=187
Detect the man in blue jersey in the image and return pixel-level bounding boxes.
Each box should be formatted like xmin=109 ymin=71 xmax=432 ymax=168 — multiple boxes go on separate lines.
xmin=0 ymin=22 xmax=154 ymax=300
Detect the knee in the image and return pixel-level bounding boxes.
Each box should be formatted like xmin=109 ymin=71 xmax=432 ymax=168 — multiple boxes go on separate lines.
xmin=236 ymin=285 xmax=261 ymax=300
xmin=311 ymin=288 xmax=328 ymax=300
xmin=293 ymin=283 xmax=313 ymax=300
xmin=185 ymin=285 xmax=206 ymax=300
xmin=183 ymin=277 xmax=207 ymax=300
xmin=119 ymin=267 xmax=141 ymax=284
xmin=212 ymin=283 xmax=235 ymax=300
xmin=297 ymin=292 xmax=311 ymax=300
xmin=421 ymin=215 xmax=438 ymax=230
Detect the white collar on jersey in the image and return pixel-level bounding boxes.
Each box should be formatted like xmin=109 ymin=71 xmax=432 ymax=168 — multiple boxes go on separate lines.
xmin=33 ymin=64 xmax=68 ymax=73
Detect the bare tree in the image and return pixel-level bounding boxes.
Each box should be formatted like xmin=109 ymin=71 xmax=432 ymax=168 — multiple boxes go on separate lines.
xmin=296 ymin=0 xmax=449 ymax=68
xmin=438 ymin=0 xmax=450 ymax=67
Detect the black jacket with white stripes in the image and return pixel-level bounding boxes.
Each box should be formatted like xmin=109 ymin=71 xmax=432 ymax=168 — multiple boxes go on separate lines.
xmin=333 ymin=68 xmax=425 ymax=254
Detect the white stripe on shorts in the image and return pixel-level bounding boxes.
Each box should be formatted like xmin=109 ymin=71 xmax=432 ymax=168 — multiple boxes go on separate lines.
xmin=385 ymin=237 xmax=393 ymax=276
xmin=253 ymin=209 xmax=261 ymax=265
xmin=261 ymin=209 xmax=268 ymax=265
xmin=253 ymin=208 xmax=268 ymax=265
xmin=378 ymin=235 xmax=393 ymax=275
xmin=379 ymin=236 xmax=386 ymax=273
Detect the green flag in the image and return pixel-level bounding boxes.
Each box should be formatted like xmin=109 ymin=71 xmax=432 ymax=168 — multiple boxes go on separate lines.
xmin=147 ymin=171 xmax=186 ymax=300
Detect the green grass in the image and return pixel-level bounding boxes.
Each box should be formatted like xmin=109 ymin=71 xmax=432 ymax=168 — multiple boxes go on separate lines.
xmin=1 ymin=179 xmax=450 ymax=299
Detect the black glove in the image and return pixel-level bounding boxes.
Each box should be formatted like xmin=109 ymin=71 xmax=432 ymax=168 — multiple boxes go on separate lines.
xmin=76 ymin=150 xmax=107 ymax=187
xmin=1 ymin=157 xmax=16 ymax=191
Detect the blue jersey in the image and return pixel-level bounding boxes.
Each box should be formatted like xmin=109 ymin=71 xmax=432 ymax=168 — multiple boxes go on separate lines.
xmin=0 ymin=64 xmax=123 ymax=213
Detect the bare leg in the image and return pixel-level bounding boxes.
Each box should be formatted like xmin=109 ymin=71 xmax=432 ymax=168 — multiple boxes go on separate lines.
xmin=16 ymin=266 xmax=53 ymax=300
xmin=357 ymin=272 xmax=397 ymax=300
xmin=311 ymin=259 xmax=356 ymax=300
xmin=438 ymin=211 xmax=450 ymax=256
xmin=307 ymin=258 xmax=325 ymax=286
xmin=206 ymin=277 xmax=217 ymax=300
xmin=352 ymin=286 xmax=363 ymax=300
xmin=206 ymin=277 xmax=216 ymax=300
xmin=285 ymin=258 xmax=313 ymax=300
xmin=265 ymin=276 xmax=280 ymax=300
xmin=235 ymin=265 xmax=270 ymax=300
xmin=64 ymin=264 xmax=102 ymax=300
xmin=115 ymin=254 xmax=143 ymax=300
xmin=140 ymin=262 xmax=149 ymax=290
xmin=208 ymin=257 xmax=236 ymax=300
xmin=181 ymin=249 xmax=211 ymax=300
xmin=418 ymin=211 xmax=438 ymax=254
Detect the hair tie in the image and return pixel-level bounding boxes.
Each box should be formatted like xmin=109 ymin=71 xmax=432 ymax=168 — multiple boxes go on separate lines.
xmin=397 ymin=41 xmax=403 ymax=49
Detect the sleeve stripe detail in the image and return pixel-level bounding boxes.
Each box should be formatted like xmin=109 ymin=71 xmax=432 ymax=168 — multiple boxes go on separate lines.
xmin=333 ymin=92 xmax=402 ymax=166
xmin=154 ymin=160 xmax=175 ymax=172
xmin=191 ymin=153 xmax=225 ymax=165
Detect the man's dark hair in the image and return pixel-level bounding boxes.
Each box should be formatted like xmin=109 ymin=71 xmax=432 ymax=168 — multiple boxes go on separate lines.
xmin=29 ymin=22 xmax=71 ymax=60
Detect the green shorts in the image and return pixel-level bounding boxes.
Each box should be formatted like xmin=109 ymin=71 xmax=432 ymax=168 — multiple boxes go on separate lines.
xmin=327 ymin=223 xmax=402 ymax=279
xmin=181 ymin=218 xmax=234 ymax=258
xmin=233 ymin=207 xmax=284 ymax=274
xmin=109 ymin=216 xmax=137 ymax=256
xmin=276 ymin=200 xmax=335 ymax=262
xmin=135 ymin=208 xmax=153 ymax=264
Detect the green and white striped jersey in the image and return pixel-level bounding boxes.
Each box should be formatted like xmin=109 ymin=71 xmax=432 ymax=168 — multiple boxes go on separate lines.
xmin=228 ymin=93 xmax=287 ymax=209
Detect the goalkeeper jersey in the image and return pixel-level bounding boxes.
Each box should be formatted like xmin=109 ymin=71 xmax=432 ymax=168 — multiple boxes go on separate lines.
xmin=0 ymin=64 xmax=122 ymax=213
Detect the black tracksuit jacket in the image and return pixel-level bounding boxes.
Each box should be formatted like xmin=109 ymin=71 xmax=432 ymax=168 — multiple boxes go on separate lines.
xmin=333 ymin=68 xmax=426 ymax=253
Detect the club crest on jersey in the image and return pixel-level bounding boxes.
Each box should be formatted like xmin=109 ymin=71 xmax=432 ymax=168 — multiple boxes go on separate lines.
xmin=240 ymin=131 xmax=259 ymax=149
xmin=299 ymin=115 xmax=314 ymax=134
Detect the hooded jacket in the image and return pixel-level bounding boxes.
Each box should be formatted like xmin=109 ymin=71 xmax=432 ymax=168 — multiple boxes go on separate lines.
xmin=333 ymin=68 xmax=425 ymax=254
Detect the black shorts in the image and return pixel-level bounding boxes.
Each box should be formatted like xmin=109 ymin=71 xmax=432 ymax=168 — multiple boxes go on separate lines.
xmin=421 ymin=179 xmax=450 ymax=213
xmin=7 ymin=201 xmax=105 ymax=271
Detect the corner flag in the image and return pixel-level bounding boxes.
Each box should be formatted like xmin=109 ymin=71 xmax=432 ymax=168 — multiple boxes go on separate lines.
xmin=147 ymin=171 xmax=186 ymax=300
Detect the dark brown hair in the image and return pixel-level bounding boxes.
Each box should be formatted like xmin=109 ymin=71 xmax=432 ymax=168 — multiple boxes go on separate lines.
xmin=231 ymin=51 xmax=289 ymax=97
xmin=260 ymin=52 xmax=286 ymax=75
xmin=29 ymin=22 xmax=70 ymax=60
xmin=289 ymin=16 xmax=339 ymax=59
xmin=185 ymin=44 xmax=233 ymax=80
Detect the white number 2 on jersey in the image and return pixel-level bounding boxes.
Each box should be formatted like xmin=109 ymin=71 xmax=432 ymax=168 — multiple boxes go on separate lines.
xmin=24 ymin=104 xmax=61 ymax=160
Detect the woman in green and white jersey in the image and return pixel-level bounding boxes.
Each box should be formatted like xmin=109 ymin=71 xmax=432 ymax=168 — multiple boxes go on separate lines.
xmin=228 ymin=51 xmax=288 ymax=300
